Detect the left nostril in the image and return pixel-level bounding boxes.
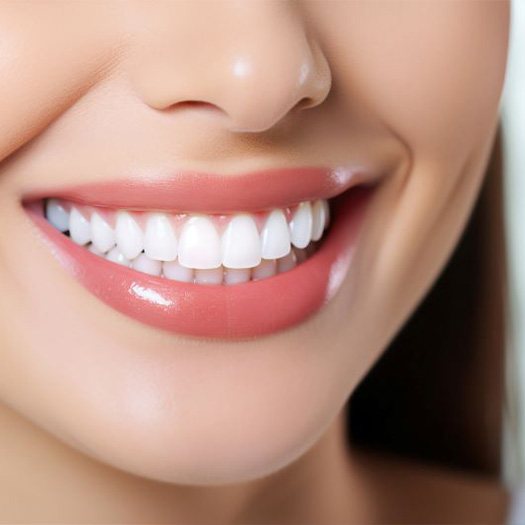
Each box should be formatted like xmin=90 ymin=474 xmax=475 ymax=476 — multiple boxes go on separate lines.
xmin=293 ymin=96 xmax=317 ymax=112
xmin=168 ymin=100 xmax=223 ymax=113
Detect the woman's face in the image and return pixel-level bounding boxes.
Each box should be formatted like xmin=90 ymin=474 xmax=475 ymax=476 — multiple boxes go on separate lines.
xmin=0 ymin=1 xmax=508 ymax=484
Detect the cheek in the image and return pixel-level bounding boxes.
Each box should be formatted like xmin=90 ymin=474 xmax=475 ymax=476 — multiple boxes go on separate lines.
xmin=0 ymin=2 xmax=119 ymax=164
xmin=319 ymin=1 xmax=509 ymax=164
xmin=299 ymin=2 xmax=509 ymax=374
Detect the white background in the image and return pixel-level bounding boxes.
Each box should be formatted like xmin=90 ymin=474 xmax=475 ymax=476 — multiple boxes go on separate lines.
xmin=502 ymin=0 xmax=525 ymax=486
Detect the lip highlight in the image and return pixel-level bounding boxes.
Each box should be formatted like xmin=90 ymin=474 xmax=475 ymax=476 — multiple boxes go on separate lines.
xmin=23 ymin=166 xmax=378 ymax=213
xmin=25 ymin=168 xmax=378 ymax=339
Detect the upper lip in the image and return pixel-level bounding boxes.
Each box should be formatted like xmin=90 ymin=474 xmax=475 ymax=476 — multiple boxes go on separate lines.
xmin=23 ymin=165 xmax=382 ymax=214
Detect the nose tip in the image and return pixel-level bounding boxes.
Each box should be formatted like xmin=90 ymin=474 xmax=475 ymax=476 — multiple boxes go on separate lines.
xmin=128 ymin=3 xmax=332 ymax=133
xmin=222 ymin=40 xmax=332 ymax=132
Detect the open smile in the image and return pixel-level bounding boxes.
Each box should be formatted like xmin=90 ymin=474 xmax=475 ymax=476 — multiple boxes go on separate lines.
xmin=23 ymin=166 xmax=379 ymax=339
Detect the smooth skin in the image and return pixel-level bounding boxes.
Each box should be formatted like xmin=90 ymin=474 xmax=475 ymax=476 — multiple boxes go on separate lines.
xmin=0 ymin=1 xmax=510 ymax=523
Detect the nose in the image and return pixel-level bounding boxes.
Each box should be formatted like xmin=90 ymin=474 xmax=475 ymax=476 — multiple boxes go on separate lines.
xmin=126 ymin=1 xmax=332 ymax=133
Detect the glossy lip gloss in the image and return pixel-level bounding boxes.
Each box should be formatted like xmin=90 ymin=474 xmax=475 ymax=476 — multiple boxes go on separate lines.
xmin=23 ymin=167 xmax=379 ymax=339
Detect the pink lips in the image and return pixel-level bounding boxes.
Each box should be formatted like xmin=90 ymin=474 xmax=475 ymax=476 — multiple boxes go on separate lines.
xmin=25 ymin=167 xmax=378 ymax=339
xmin=24 ymin=166 xmax=378 ymax=213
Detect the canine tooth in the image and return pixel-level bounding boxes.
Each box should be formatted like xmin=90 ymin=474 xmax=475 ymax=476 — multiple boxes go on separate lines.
xmin=46 ymin=199 xmax=70 ymax=232
xmin=106 ymin=246 xmax=131 ymax=267
xmin=178 ymin=215 xmax=221 ymax=269
xmin=289 ymin=201 xmax=313 ymax=249
xmin=115 ymin=211 xmax=143 ymax=260
xmin=261 ymin=209 xmax=291 ymax=259
xmin=224 ymin=268 xmax=251 ymax=285
xmin=195 ymin=267 xmax=223 ymax=285
xmin=132 ymin=253 xmax=162 ymax=276
xmin=252 ymin=259 xmax=277 ymax=280
xmin=277 ymin=251 xmax=297 ymax=273
xmin=91 ymin=212 xmax=115 ymax=253
xmin=311 ymin=200 xmax=326 ymax=242
xmin=69 ymin=207 xmax=91 ymax=245
xmin=221 ymin=214 xmax=261 ymax=268
xmin=144 ymin=213 xmax=178 ymax=261
xmin=163 ymin=260 xmax=194 ymax=282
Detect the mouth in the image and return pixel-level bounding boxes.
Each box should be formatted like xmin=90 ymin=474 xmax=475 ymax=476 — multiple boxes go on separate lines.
xmin=23 ymin=166 xmax=379 ymax=339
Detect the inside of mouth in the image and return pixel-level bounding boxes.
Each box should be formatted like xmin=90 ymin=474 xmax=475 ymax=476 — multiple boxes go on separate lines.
xmin=39 ymin=194 xmax=337 ymax=285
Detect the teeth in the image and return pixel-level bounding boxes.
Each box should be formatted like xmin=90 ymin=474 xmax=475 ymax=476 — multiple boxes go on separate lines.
xmin=294 ymin=248 xmax=308 ymax=264
xmin=46 ymin=197 xmax=331 ymax=282
xmin=69 ymin=207 xmax=91 ymax=245
xmin=322 ymin=199 xmax=330 ymax=229
xmin=289 ymin=202 xmax=313 ymax=249
xmin=132 ymin=253 xmax=162 ymax=276
xmin=91 ymin=212 xmax=116 ymax=253
xmin=115 ymin=211 xmax=144 ymax=260
xmin=144 ymin=213 xmax=178 ymax=262
xmin=178 ymin=215 xmax=222 ymax=270
xmin=261 ymin=209 xmax=291 ymax=259
xmin=224 ymin=267 xmax=251 ymax=285
xmin=277 ymin=250 xmax=297 ymax=273
xmin=88 ymin=242 xmax=105 ymax=256
xmin=252 ymin=259 xmax=277 ymax=281
xmin=311 ymin=200 xmax=326 ymax=242
xmin=106 ymin=246 xmax=131 ymax=267
xmin=221 ymin=214 xmax=261 ymax=269
xmin=46 ymin=199 xmax=70 ymax=232
xmin=163 ymin=260 xmax=194 ymax=282
xmin=195 ymin=267 xmax=223 ymax=285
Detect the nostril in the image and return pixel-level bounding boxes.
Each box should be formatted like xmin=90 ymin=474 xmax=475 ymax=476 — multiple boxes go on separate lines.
xmin=290 ymin=96 xmax=321 ymax=116
xmin=168 ymin=100 xmax=224 ymax=114
xmin=294 ymin=96 xmax=316 ymax=111
xmin=175 ymin=100 xmax=215 ymax=109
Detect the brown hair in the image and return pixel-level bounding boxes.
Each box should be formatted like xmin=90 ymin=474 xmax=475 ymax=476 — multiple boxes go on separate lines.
xmin=347 ymin=126 xmax=507 ymax=476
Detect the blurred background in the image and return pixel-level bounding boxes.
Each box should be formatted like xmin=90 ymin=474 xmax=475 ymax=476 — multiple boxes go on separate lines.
xmin=502 ymin=0 xmax=525 ymax=487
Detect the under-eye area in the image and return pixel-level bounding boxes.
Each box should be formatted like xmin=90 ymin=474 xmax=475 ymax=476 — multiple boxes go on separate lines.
xmin=42 ymin=198 xmax=331 ymax=285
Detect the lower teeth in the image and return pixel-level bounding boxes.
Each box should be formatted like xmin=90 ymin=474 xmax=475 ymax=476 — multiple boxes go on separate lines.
xmin=84 ymin=241 xmax=320 ymax=285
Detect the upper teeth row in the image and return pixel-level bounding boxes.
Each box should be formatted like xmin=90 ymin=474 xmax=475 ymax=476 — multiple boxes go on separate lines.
xmin=45 ymin=199 xmax=330 ymax=270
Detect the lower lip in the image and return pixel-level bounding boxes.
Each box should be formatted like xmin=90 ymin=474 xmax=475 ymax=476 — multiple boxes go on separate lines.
xmin=26 ymin=186 xmax=374 ymax=339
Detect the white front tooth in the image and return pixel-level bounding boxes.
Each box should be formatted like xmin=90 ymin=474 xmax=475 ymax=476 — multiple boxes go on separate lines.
xmin=46 ymin=199 xmax=70 ymax=232
xmin=224 ymin=268 xmax=251 ymax=285
xmin=88 ymin=243 xmax=105 ymax=256
xmin=106 ymin=246 xmax=131 ymax=267
xmin=261 ymin=209 xmax=291 ymax=259
xmin=69 ymin=207 xmax=91 ymax=245
xmin=195 ymin=267 xmax=223 ymax=285
xmin=144 ymin=213 xmax=178 ymax=261
xmin=91 ymin=212 xmax=115 ymax=253
xmin=252 ymin=259 xmax=277 ymax=281
xmin=311 ymin=200 xmax=326 ymax=242
xmin=178 ymin=215 xmax=221 ymax=269
xmin=115 ymin=211 xmax=143 ymax=260
xmin=132 ymin=253 xmax=162 ymax=276
xmin=277 ymin=251 xmax=297 ymax=273
xmin=221 ymin=214 xmax=261 ymax=269
xmin=163 ymin=260 xmax=194 ymax=282
xmin=289 ymin=201 xmax=313 ymax=249
xmin=322 ymin=200 xmax=330 ymax=229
